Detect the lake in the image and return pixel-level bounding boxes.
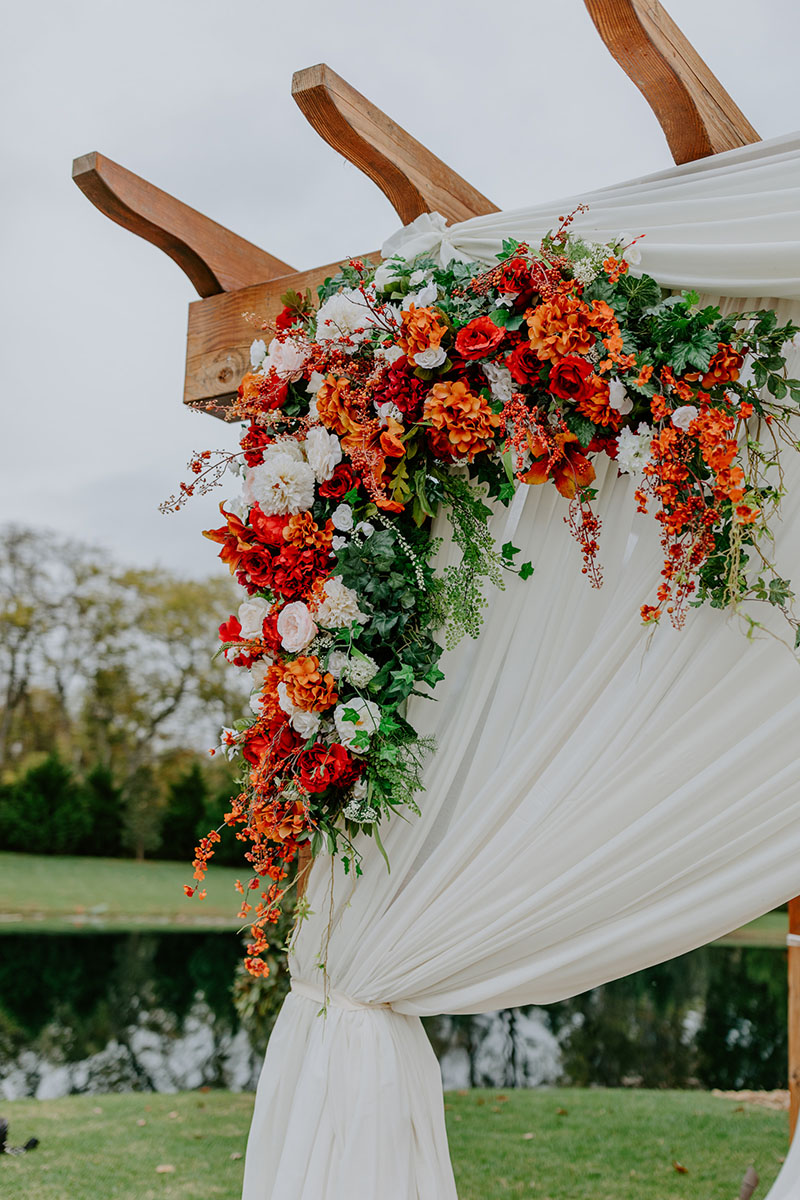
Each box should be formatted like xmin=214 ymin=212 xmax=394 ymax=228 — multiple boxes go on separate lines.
xmin=0 ymin=933 xmax=788 ymax=1098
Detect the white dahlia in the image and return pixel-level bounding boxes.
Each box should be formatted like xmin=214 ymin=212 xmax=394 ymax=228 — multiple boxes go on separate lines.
xmin=315 ymin=577 xmax=369 ymax=629
xmin=304 ymin=425 xmax=342 ymax=482
xmin=243 ymin=453 xmax=316 ymax=515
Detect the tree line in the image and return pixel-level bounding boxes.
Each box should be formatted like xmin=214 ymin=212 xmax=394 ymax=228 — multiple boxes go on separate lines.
xmin=0 ymin=525 xmax=247 ymax=861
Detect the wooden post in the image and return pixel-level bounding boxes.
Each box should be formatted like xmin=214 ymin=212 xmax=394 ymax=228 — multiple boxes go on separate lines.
xmin=790 ymin=896 xmax=800 ymax=1137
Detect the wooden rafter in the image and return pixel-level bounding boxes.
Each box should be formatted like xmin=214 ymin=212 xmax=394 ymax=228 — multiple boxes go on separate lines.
xmin=582 ymin=0 xmax=759 ymax=163
xmin=72 ymin=152 xmax=295 ymax=297
xmin=292 ymin=64 xmax=498 ymax=226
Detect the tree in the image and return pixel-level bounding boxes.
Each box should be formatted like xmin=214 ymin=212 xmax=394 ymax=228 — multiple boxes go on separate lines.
xmin=160 ymin=761 xmax=209 ymax=861
xmin=121 ymin=763 xmax=164 ymax=862
xmin=0 ymin=755 xmax=91 ymax=855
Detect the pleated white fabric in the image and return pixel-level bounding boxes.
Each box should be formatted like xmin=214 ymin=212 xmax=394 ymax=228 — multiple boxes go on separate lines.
xmin=382 ymin=132 xmax=800 ymax=300
xmin=242 ymin=144 xmax=800 ymax=1200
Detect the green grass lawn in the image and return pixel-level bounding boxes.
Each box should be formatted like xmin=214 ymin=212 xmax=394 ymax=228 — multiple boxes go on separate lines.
xmin=0 ymin=1089 xmax=789 ymax=1200
xmin=0 ymin=853 xmax=244 ymax=932
xmin=0 ymin=853 xmax=788 ymax=943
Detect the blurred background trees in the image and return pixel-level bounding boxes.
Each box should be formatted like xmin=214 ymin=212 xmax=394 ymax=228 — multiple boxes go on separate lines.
xmin=0 ymin=524 xmax=247 ymax=861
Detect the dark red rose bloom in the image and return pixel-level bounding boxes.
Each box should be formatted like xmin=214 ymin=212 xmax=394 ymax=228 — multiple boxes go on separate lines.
xmin=318 ymin=463 xmax=359 ymax=500
xmin=237 ymin=547 xmax=277 ymax=593
xmin=242 ymin=728 xmax=272 ymax=767
xmin=374 ymin=357 xmax=430 ymax=422
xmin=454 ymin=316 xmax=505 ymax=361
xmin=250 ymin=505 xmax=289 ymax=546
xmin=260 ymin=609 xmax=283 ymax=656
xmin=297 ymin=741 xmax=358 ymax=793
xmin=548 ymin=356 xmax=594 ymax=403
xmin=497 ymin=257 xmax=532 ymax=296
xmin=270 ymin=546 xmax=331 ymax=601
xmin=426 ymin=428 xmax=458 ymax=462
xmin=506 ymin=342 xmax=543 ymax=388
xmin=218 ymin=614 xmax=241 ymax=642
xmin=266 ymin=712 xmax=302 ymax=759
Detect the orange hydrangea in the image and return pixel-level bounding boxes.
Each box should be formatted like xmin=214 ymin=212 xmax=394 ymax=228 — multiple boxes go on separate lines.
xmin=398 ymin=304 xmax=447 ymax=358
xmin=702 ymin=343 xmax=744 ymax=389
xmin=283 ymin=655 xmax=338 ymax=712
xmin=526 ymin=295 xmax=595 ymax=360
xmin=575 ymin=375 xmax=622 ymax=430
xmin=284 ymin=513 xmax=334 ymax=550
xmin=423 ymin=380 xmax=503 ymax=460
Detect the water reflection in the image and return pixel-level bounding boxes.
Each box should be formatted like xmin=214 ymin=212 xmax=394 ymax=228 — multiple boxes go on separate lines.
xmin=0 ymin=935 xmax=788 ymax=1098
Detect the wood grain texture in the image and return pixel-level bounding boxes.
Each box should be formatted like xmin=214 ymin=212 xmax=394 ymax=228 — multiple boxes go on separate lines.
xmin=292 ymin=63 xmax=499 ymax=225
xmin=184 ymin=254 xmax=379 ymax=412
xmin=790 ymin=896 xmax=800 ymax=1138
xmin=72 ymin=152 xmax=295 ymax=297
xmin=583 ymin=0 xmax=759 ymax=163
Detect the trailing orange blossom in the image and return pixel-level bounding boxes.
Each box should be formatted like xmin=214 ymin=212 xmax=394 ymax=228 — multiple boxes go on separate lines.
xmin=161 ymin=212 xmax=800 ymax=976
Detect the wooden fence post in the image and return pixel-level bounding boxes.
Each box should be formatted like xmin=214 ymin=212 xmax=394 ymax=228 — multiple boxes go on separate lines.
xmin=789 ymin=896 xmax=800 ymax=1137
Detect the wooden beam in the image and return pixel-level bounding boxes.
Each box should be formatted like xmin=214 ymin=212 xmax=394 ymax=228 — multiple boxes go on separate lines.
xmin=790 ymin=896 xmax=800 ymax=1138
xmin=184 ymin=255 xmax=379 ymax=414
xmin=582 ymin=0 xmax=760 ymax=163
xmin=292 ymin=63 xmax=499 ymax=225
xmin=72 ymin=152 xmax=295 ymax=298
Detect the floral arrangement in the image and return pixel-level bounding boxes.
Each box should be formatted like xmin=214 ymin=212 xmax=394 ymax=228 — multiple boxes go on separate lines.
xmin=169 ymin=211 xmax=800 ymax=976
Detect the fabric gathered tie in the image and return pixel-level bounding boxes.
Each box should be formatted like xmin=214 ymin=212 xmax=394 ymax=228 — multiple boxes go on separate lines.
xmin=290 ymin=977 xmax=393 ymax=1012
xmin=380 ymin=211 xmax=473 ymax=269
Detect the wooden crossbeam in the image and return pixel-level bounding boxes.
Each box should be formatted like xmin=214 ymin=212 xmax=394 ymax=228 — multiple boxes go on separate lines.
xmin=582 ymin=0 xmax=759 ymax=163
xmin=72 ymin=152 xmax=295 ymax=297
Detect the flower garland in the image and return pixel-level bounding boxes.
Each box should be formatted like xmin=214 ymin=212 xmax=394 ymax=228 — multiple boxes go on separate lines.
xmin=169 ymin=212 xmax=800 ymax=976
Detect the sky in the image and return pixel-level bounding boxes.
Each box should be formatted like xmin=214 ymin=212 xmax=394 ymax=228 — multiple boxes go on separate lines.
xmin=2 ymin=0 xmax=800 ymax=577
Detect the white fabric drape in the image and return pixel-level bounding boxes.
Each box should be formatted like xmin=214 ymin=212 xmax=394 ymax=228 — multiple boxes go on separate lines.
xmin=243 ymin=136 xmax=800 ymax=1200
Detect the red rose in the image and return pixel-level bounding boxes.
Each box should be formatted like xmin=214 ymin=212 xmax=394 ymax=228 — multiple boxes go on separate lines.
xmin=250 ymin=505 xmax=289 ymax=546
xmin=242 ymin=728 xmax=272 ymax=767
xmin=506 ymin=342 xmax=543 ymax=388
xmin=318 ymin=463 xmax=358 ymax=500
xmin=241 ymin=422 xmax=273 ymax=467
xmin=218 ymin=615 xmax=241 ymax=643
xmin=297 ymin=742 xmax=357 ymax=793
xmin=587 ymin=434 xmax=619 ymax=459
xmin=548 ymin=356 xmax=594 ymax=402
xmin=454 ymin=316 xmax=505 ymax=361
xmin=238 ymin=547 xmax=277 ymax=593
xmin=275 ymin=305 xmax=298 ymax=332
xmin=266 ymin=712 xmax=302 ymax=760
xmin=497 ymin=257 xmax=532 ymax=296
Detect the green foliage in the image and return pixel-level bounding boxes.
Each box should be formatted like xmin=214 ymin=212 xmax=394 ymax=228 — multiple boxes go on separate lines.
xmin=0 ymin=755 xmax=91 ymax=855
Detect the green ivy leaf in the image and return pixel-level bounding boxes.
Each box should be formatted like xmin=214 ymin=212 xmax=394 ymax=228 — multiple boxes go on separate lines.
xmin=519 ymin=561 xmax=534 ymax=581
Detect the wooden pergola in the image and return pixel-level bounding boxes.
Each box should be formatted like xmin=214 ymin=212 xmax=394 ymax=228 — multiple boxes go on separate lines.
xmin=71 ymin=0 xmax=800 ymax=1148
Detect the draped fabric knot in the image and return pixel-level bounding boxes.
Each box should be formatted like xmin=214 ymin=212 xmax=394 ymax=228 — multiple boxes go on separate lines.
xmin=290 ymin=977 xmax=393 ymax=1012
xmin=380 ymin=211 xmax=474 ymax=269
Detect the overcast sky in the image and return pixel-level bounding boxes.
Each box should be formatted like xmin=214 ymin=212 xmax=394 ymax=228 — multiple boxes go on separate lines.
xmin=3 ymin=0 xmax=799 ymax=576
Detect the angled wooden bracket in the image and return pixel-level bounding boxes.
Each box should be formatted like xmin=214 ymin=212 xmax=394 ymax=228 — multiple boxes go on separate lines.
xmin=73 ymin=2 xmax=762 ymax=418
xmin=582 ymin=0 xmax=759 ymax=163
xmin=72 ymin=152 xmax=295 ymax=297
xmin=291 ymin=64 xmax=498 ymax=226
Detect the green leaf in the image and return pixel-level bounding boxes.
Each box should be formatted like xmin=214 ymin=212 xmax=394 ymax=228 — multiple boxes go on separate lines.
xmin=501 ymin=541 xmax=521 ymax=561
xmin=519 ymin=561 xmax=534 ymax=581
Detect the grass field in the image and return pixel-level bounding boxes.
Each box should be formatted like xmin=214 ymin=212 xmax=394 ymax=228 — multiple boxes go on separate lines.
xmin=0 ymin=853 xmax=244 ymax=932
xmin=0 ymin=1089 xmax=788 ymax=1200
xmin=0 ymin=852 xmax=787 ymax=942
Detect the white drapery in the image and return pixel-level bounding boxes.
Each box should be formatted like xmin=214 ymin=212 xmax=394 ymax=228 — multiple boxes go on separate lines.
xmin=243 ymin=135 xmax=800 ymax=1200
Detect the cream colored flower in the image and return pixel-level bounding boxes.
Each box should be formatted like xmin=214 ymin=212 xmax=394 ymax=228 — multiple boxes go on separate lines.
xmin=277 ymin=601 xmax=318 ymax=653
xmin=334 ymin=697 xmax=382 ymax=751
xmin=238 ymin=597 xmax=270 ymax=640
xmin=305 ymin=425 xmax=342 ymax=482
xmin=315 ymin=576 xmax=369 ymax=628
xmin=243 ymin=453 xmax=315 ymax=515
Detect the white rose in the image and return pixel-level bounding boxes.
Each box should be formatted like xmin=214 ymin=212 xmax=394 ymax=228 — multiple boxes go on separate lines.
xmin=315 ymin=576 xmax=369 ymax=628
xmin=608 ymin=378 xmax=633 ymax=415
xmin=334 ymin=697 xmax=382 ymax=752
xmin=671 ymin=405 xmax=699 ymax=432
xmin=250 ymin=659 xmax=271 ymax=691
xmin=277 ymin=681 xmax=296 ymax=716
xmin=316 ymin=288 xmax=381 ymax=352
xmin=373 ymin=261 xmax=402 ymax=290
xmin=622 ymin=243 xmax=642 ymax=266
xmin=265 ymin=337 xmax=310 ymax=382
xmin=326 ymin=649 xmax=349 ymax=679
xmin=405 ymin=280 xmax=438 ymax=309
xmin=331 ymin=503 xmax=354 ymax=532
xmin=238 ymin=596 xmax=270 ymax=640
xmin=250 ymin=339 xmax=267 ymax=368
xmin=306 ymin=370 xmax=326 ymax=395
xmin=276 ymin=601 xmax=318 ymax=653
xmin=413 ymin=346 xmax=447 ymax=369
xmin=289 ymin=709 xmax=321 ymax=739
xmin=305 ymin=425 xmax=342 ymax=482
xmin=376 ymin=401 xmax=403 ymax=426
xmin=243 ymin=453 xmax=316 ymax=516
xmin=409 ymin=268 xmax=431 ymax=287
xmin=355 ymin=521 xmax=375 ymax=539
xmin=375 ymin=343 xmax=405 ymax=365
xmin=332 ymin=535 xmax=348 ymax=551
xmin=482 ymin=362 xmax=514 ymax=405
xmin=351 ymin=776 xmax=369 ymax=801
